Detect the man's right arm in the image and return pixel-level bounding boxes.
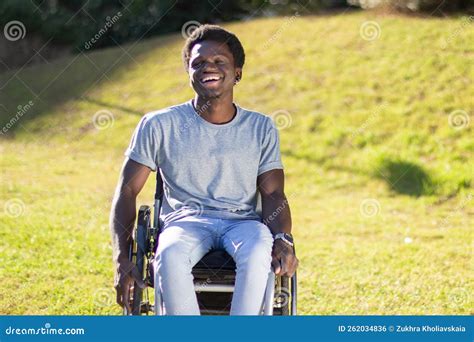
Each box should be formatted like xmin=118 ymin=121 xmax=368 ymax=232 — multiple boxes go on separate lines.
xmin=109 ymin=158 xmax=152 ymax=310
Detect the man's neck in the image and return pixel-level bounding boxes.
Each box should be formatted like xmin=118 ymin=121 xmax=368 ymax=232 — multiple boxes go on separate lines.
xmin=194 ymin=94 xmax=236 ymax=125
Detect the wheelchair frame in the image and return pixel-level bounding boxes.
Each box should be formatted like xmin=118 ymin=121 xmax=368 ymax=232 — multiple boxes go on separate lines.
xmin=124 ymin=172 xmax=297 ymax=315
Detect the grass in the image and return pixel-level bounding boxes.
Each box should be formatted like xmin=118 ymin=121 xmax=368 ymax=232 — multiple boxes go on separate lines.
xmin=0 ymin=11 xmax=472 ymax=315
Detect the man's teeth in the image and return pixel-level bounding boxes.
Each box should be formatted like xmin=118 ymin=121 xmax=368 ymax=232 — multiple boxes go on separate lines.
xmin=201 ymin=76 xmax=220 ymax=82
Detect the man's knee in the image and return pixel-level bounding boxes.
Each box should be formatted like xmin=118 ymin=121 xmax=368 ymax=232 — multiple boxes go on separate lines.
xmin=155 ymin=242 xmax=191 ymax=274
xmin=234 ymin=223 xmax=273 ymax=269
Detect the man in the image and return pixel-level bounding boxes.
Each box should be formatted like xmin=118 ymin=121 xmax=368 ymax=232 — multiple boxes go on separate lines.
xmin=110 ymin=24 xmax=298 ymax=315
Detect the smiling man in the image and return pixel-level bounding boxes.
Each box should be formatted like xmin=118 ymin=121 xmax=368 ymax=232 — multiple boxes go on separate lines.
xmin=110 ymin=24 xmax=298 ymax=315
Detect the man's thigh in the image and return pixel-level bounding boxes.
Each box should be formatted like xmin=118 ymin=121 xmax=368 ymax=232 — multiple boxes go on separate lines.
xmin=220 ymin=219 xmax=273 ymax=264
xmin=156 ymin=218 xmax=217 ymax=267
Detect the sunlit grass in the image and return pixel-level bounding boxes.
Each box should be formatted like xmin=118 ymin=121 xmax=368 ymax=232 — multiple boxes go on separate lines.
xmin=0 ymin=11 xmax=472 ymax=314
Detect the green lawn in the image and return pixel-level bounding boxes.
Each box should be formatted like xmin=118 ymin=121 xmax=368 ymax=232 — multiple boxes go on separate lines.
xmin=0 ymin=11 xmax=472 ymax=315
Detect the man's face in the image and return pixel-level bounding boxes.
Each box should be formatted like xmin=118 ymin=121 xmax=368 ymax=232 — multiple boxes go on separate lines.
xmin=188 ymin=40 xmax=241 ymax=99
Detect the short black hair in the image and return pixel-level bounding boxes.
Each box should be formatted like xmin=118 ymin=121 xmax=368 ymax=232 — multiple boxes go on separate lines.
xmin=182 ymin=24 xmax=245 ymax=70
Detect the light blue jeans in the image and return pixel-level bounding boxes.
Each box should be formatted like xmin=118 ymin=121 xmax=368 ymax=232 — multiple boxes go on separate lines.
xmin=153 ymin=215 xmax=274 ymax=315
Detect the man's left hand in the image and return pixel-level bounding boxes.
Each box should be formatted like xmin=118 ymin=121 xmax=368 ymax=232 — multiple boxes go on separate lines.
xmin=271 ymin=239 xmax=299 ymax=277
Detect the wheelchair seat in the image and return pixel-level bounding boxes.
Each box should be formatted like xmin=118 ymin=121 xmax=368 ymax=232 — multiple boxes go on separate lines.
xmin=194 ymin=249 xmax=236 ymax=271
xmin=192 ymin=249 xmax=236 ymax=283
xmin=192 ymin=249 xmax=237 ymax=314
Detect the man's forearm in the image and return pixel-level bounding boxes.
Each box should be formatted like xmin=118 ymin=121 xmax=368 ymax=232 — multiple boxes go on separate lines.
xmin=110 ymin=188 xmax=137 ymax=263
xmin=261 ymin=192 xmax=292 ymax=235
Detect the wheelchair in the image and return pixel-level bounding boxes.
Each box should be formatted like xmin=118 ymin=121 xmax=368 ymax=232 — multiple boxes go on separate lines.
xmin=124 ymin=172 xmax=297 ymax=315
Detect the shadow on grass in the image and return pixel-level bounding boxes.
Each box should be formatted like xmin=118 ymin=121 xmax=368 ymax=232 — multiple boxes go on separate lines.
xmin=80 ymin=96 xmax=142 ymax=116
xmin=375 ymin=158 xmax=435 ymax=197
xmin=0 ymin=35 xmax=180 ymax=136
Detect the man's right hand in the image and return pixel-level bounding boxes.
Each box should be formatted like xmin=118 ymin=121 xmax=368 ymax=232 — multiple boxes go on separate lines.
xmin=110 ymin=159 xmax=152 ymax=312
xmin=114 ymin=258 xmax=146 ymax=312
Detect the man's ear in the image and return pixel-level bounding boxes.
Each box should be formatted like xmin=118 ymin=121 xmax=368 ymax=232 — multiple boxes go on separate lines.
xmin=235 ymin=68 xmax=243 ymax=84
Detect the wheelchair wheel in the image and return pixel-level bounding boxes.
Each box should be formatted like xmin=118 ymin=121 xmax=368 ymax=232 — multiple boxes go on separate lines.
xmin=129 ymin=205 xmax=151 ymax=315
xmin=273 ymin=272 xmax=297 ymax=315
xmin=273 ymin=276 xmax=289 ymax=315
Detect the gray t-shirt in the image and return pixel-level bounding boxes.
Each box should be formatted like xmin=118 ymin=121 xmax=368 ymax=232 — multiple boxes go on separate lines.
xmin=125 ymin=99 xmax=283 ymax=223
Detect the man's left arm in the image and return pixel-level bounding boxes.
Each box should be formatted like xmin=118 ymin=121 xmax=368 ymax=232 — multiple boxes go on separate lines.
xmin=257 ymin=169 xmax=299 ymax=277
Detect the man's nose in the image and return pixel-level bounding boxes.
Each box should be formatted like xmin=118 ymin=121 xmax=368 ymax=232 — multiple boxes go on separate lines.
xmin=202 ymin=61 xmax=219 ymax=72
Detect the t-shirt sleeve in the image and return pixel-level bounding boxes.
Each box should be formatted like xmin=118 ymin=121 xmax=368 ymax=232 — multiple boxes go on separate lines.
xmin=124 ymin=114 xmax=160 ymax=171
xmin=258 ymin=117 xmax=284 ymax=176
